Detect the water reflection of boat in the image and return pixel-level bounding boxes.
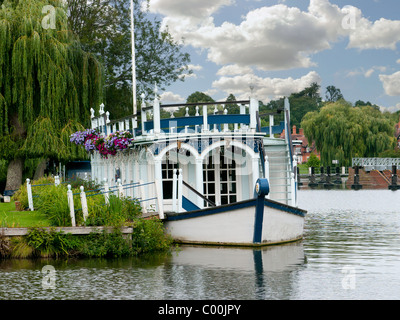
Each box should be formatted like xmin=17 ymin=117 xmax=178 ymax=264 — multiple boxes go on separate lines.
xmin=172 ymin=243 xmax=305 ymax=273
xmin=167 ymin=244 xmax=306 ymax=299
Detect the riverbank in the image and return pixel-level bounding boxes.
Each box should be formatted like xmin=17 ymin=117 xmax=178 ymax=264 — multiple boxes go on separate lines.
xmin=0 ymin=201 xmax=173 ymax=259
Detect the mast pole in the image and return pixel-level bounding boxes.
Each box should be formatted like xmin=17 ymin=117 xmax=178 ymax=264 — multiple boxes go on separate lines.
xmin=130 ymin=0 xmax=137 ymax=121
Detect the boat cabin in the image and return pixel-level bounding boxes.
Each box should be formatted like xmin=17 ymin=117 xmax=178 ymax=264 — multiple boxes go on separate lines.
xmin=89 ymin=89 xmax=297 ymax=218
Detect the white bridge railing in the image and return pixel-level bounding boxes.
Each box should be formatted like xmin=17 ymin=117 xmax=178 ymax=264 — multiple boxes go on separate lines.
xmin=352 ymin=158 xmax=400 ymax=171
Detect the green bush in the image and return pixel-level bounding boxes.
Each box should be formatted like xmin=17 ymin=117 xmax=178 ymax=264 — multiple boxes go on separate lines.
xmin=306 ymin=152 xmax=321 ymax=168
xmin=86 ymin=195 xmax=142 ymax=227
xmin=10 ymin=225 xmax=173 ymax=258
xmin=132 ymin=218 xmax=174 ymax=254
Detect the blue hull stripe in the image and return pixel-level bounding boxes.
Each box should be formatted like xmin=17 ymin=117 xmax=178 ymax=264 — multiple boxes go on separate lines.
xmin=166 ymin=198 xmax=306 ymax=222
xmin=166 ymin=199 xmax=257 ymax=221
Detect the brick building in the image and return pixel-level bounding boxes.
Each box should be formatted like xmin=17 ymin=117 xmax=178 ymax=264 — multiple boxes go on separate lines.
xmin=280 ymin=125 xmax=320 ymax=164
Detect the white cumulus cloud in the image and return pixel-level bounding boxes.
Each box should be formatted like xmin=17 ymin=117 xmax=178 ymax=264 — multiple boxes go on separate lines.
xmin=148 ymin=0 xmax=400 ymax=72
xmin=212 ymin=71 xmax=322 ymax=102
xmin=379 ymin=71 xmax=400 ymax=96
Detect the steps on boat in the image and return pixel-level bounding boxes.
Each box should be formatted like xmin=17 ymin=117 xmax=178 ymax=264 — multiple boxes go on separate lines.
xmin=263 ymin=139 xmax=293 ymax=205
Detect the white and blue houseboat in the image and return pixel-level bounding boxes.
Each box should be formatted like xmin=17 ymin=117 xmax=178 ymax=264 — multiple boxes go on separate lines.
xmin=89 ymin=88 xmax=306 ymax=246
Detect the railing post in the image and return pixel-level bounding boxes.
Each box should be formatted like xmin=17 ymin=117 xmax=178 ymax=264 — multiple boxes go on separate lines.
xmin=67 ymin=185 xmax=76 ymax=227
xmin=26 ymin=178 xmax=34 ymax=211
xmin=80 ymin=186 xmax=89 ymax=222
xmin=103 ymin=178 xmax=109 ymax=205
xmin=223 ymin=109 xmax=229 ymax=132
xmin=178 ymin=168 xmax=183 ymax=213
xmin=172 ymin=169 xmax=177 ymax=212
xmin=139 ymin=180 xmax=147 ymax=214
xmin=117 ymin=178 xmax=123 ymax=198
xmin=269 ymin=114 xmax=274 ymax=138
xmin=154 ymin=180 xmax=164 ymax=219
xmin=249 ymin=97 xmax=258 ymax=131
xmin=90 ymin=108 xmax=96 ymax=129
xmin=54 ymin=175 xmax=60 ymax=186
xmin=202 ymin=105 xmax=208 ymax=132
xmin=153 ymin=85 xmax=161 ymax=135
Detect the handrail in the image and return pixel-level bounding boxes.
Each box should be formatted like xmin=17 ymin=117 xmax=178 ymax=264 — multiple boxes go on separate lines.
xmin=375 ymin=170 xmax=391 ymax=185
xmin=142 ymin=100 xmax=250 ymax=111
xmin=182 ymin=180 xmax=216 ymax=207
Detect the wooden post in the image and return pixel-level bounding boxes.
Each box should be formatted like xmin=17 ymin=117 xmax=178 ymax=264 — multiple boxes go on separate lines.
xmin=351 ymin=166 xmax=363 ymax=190
xmin=389 ymin=165 xmax=399 ymax=191
xmin=308 ymin=167 xmax=318 ymax=188
xmin=26 ymin=179 xmax=34 ymax=211
xmin=80 ymin=186 xmax=88 ymax=222
xmin=67 ymin=185 xmax=76 ymax=227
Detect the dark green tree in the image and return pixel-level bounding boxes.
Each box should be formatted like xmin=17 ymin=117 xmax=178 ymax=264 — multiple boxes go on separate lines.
xmin=186 ymin=91 xmax=215 ymax=104
xmin=260 ymin=82 xmax=322 ymax=129
xmin=66 ymin=0 xmax=192 ymax=119
xmin=325 ymin=85 xmax=344 ymax=102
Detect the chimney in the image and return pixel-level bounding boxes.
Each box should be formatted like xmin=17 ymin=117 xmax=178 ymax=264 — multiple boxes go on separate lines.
xmin=292 ymin=125 xmax=296 ymax=135
xmin=299 ymin=128 xmax=304 ymax=135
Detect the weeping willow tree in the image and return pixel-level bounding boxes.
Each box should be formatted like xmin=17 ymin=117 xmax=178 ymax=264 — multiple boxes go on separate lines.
xmin=301 ymin=101 xmax=397 ymax=167
xmin=0 ymin=0 xmax=102 ymax=191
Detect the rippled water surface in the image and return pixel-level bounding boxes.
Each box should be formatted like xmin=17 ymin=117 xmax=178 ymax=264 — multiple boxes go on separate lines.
xmin=1 ymin=189 xmax=399 ymax=300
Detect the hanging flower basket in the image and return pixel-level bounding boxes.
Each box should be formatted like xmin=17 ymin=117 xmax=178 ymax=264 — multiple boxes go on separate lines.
xmin=70 ymin=129 xmax=134 ymax=158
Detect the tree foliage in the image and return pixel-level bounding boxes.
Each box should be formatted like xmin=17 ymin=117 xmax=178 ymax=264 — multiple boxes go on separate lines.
xmin=261 ymin=82 xmax=322 ymax=129
xmin=66 ymin=0 xmax=192 ymax=119
xmin=0 ymin=0 xmax=102 ymax=190
xmin=301 ymin=101 xmax=397 ymax=166
xmin=325 ymin=85 xmax=344 ymax=102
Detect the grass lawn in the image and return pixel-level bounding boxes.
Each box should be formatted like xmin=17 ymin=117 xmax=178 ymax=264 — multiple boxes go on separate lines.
xmin=0 ymin=201 xmax=51 ymax=228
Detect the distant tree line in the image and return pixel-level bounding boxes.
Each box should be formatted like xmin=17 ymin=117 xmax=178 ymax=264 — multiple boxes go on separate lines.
xmin=180 ymin=83 xmax=400 ymax=167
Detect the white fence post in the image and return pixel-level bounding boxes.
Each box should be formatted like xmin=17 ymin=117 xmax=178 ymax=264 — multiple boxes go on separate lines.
xmin=80 ymin=186 xmax=88 ymax=222
xmin=138 ymin=180 xmax=147 ymax=214
xmin=154 ymin=180 xmax=164 ymax=219
xmin=54 ymin=175 xmax=60 ymax=186
xmin=172 ymin=169 xmax=177 ymax=212
xmin=178 ymin=168 xmax=183 ymax=213
xmin=26 ymin=178 xmax=34 ymax=211
xmin=117 ymin=178 xmax=123 ymax=198
xmin=103 ymin=178 xmax=109 ymax=205
xmin=67 ymin=185 xmax=76 ymax=227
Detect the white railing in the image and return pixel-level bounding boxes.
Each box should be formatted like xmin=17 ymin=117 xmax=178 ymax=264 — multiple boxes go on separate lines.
xmin=352 ymin=158 xmax=400 ymax=170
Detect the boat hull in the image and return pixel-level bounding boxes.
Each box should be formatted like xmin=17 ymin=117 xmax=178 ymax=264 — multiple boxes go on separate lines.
xmin=164 ymin=199 xmax=306 ymax=246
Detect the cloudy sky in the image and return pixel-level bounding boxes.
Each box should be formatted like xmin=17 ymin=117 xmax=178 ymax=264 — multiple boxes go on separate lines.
xmin=145 ymin=0 xmax=400 ymax=113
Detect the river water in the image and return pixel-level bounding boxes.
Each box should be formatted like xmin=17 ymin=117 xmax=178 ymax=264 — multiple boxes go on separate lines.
xmin=0 ymin=189 xmax=399 ymax=300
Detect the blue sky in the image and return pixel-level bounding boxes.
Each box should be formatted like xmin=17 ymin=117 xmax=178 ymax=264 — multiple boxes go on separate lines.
xmin=146 ymin=0 xmax=400 ymax=113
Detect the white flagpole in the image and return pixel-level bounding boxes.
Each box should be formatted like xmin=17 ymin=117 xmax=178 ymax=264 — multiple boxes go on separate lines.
xmin=130 ymin=0 xmax=137 ymax=123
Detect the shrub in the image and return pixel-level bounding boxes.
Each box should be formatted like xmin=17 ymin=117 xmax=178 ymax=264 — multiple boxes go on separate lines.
xmin=306 ymin=152 xmax=321 ymax=168
xmin=9 ymin=225 xmax=173 ymax=258
xmin=131 ymin=217 xmax=173 ymax=255
xmin=86 ymin=195 xmax=142 ymax=227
